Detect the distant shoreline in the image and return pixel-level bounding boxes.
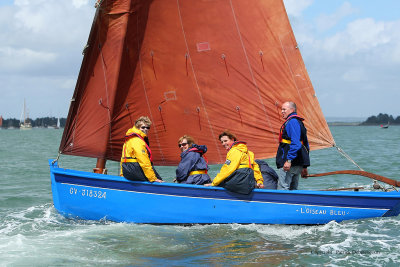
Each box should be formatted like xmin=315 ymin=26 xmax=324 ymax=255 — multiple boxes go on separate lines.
xmin=327 ymin=122 xmax=361 ymax=126
xmin=328 ymin=122 xmax=399 ymax=126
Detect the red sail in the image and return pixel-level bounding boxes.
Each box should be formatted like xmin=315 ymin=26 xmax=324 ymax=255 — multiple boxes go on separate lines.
xmin=60 ymin=0 xmax=335 ymax=165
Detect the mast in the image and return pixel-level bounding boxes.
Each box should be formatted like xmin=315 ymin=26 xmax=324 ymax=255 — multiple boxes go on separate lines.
xmin=23 ymin=99 xmax=26 ymax=125
xmin=93 ymin=158 xmax=107 ymax=174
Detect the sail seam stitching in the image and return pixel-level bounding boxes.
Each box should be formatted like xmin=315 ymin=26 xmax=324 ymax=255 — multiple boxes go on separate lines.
xmin=99 ymin=45 xmax=113 ymax=157
xmin=176 ymin=0 xmax=223 ymax=161
xmin=229 ymin=0 xmax=276 ymax=143
xmin=136 ymin=14 xmax=166 ymax=163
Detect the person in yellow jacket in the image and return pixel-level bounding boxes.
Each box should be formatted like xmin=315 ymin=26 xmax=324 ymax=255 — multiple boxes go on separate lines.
xmin=120 ymin=116 xmax=163 ymax=183
xmin=205 ymin=131 xmax=264 ymax=194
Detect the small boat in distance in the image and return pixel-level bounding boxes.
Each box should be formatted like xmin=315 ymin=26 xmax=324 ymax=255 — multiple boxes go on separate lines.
xmin=380 ymin=122 xmax=389 ymax=128
xmin=54 ymin=118 xmax=60 ymax=129
xmin=20 ymin=99 xmax=32 ymax=130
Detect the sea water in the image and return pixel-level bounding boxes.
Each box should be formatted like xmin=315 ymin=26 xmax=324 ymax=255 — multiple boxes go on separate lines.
xmin=1 ymin=126 xmax=400 ymax=266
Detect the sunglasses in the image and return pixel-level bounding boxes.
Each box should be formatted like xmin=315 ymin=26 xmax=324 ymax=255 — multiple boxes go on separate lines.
xmin=140 ymin=126 xmax=150 ymax=130
xmin=178 ymin=142 xmax=188 ymax=148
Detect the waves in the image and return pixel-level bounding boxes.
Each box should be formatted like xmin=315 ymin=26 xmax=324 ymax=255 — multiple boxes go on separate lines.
xmin=1 ymin=127 xmax=400 ymax=265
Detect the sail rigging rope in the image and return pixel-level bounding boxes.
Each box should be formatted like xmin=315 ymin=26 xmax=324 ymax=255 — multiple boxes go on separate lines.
xmin=332 ymin=144 xmax=394 ymax=190
xmin=51 ymin=152 xmax=61 ymax=165
xmin=334 ymin=144 xmax=364 ymax=171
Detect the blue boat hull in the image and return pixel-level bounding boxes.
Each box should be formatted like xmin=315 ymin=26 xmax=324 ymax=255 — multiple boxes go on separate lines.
xmin=49 ymin=160 xmax=400 ymax=224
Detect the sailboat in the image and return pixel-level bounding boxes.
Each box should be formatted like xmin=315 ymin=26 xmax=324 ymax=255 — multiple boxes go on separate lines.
xmin=380 ymin=122 xmax=389 ymax=129
xmin=54 ymin=118 xmax=60 ymax=129
xmin=20 ymin=99 xmax=32 ymax=130
xmin=49 ymin=0 xmax=400 ymax=224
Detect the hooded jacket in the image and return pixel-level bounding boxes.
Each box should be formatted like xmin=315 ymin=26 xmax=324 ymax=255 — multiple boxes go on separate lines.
xmin=120 ymin=126 xmax=159 ymax=182
xmin=213 ymin=142 xmax=262 ymax=186
xmin=176 ymin=144 xmax=211 ymax=185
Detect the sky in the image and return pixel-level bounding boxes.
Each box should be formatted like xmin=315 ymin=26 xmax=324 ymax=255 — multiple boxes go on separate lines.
xmin=1 ymin=0 xmax=399 ymax=119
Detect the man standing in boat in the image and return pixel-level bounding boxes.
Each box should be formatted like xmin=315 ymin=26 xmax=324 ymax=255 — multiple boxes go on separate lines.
xmin=276 ymin=102 xmax=310 ymax=190
xmin=120 ymin=116 xmax=163 ymax=183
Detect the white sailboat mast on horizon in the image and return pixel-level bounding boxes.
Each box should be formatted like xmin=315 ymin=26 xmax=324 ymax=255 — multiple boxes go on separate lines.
xmin=20 ymin=98 xmax=32 ymax=130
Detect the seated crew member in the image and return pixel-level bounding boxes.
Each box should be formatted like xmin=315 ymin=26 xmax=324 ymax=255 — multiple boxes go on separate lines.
xmin=255 ymin=159 xmax=278 ymax=189
xmin=175 ymin=135 xmax=212 ymax=185
xmin=120 ymin=116 xmax=163 ymax=183
xmin=204 ymin=131 xmax=264 ymax=194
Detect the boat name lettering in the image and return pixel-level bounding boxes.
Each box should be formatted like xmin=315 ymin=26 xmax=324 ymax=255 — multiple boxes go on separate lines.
xmin=299 ymin=207 xmax=349 ymax=216
xmin=300 ymin=207 xmax=327 ymax=215
xmin=69 ymin=187 xmax=106 ymax=199
xmin=330 ymin=210 xmax=348 ymax=216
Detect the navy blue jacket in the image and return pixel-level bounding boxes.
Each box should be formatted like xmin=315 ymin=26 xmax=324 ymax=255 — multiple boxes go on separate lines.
xmin=176 ymin=144 xmax=211 ymax=185
xmin=276 ymin=113 xmax=310 ymax=169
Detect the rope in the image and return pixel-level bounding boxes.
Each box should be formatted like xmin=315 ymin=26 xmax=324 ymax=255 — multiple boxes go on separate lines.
xmin=221 ymin=54 xmax=229 ymax=76
xmin=158 ymin=106 xmax=166 ymax=131
xmin=196 ymin=107 xmax=202 ymax=130
xmin=332 ymin=145 xmax=393 ymax=190
xmin=125 ymin=104 xmax=134 ymax=126
xmin=185 ymin=53 xmax=189 ymax=76
xmin=334 ymin=145 xmax=364 ymax=171
xmin=150 ymin=51 xmax=157 ymax=80
xmin=236 ymin=106 xmax=243 ymax=126
xmin=51 ymin=152 xmax=61 ymax=165
xmin=259 ymin=51 xmax=265 ymax=71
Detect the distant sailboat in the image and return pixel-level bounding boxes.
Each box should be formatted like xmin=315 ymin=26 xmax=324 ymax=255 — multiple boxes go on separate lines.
xmin=48 ymin=117 xmax=60 ymax=129
xmin=380 ymin=122 xmax=389 ymax=129
xmin=55 ymin=118 xmax=60 ymax=129
xmin=0 ymin=115 xmax=3 ymax=128
xmin=20 ymin=99 xmax=32 ymax=130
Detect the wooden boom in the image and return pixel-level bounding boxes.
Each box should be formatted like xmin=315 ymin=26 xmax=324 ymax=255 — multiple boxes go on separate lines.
xmin=307 ymin=170 xmax=400 ymax=187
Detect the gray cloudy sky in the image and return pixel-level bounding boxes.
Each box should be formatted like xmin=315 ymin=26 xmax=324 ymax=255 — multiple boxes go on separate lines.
xmin=1 ymin=0 xmax=399 ymax=119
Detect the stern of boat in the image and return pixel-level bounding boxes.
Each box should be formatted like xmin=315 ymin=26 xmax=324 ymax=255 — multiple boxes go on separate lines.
xmin=382 ymin=199 xmax=400 ymax=217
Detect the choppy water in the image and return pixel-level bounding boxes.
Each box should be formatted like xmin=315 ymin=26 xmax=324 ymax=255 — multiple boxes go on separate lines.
xmin=1 ymin=126 xmax=400 ymax=266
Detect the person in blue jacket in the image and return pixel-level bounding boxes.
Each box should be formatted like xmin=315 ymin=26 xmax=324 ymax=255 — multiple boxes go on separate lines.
xmin=176 ymin=135 xmax=212 ymax=185
xmin=276 ymin=101 xmax=310 ymax=190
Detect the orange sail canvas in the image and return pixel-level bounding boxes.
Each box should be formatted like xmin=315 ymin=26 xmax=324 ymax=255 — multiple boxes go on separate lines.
xmin=60 ymin=0 xmax=334 ymax=166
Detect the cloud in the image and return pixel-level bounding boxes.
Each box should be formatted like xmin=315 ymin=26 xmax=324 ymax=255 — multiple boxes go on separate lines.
xmin=283 ymin=0 xmax=314 ymax=17
xmin=320 ymin=18 xmax=390 ymax=57
xmin=341 ymin=68 xmax=367 ymax=82
xmin=315 ymin=2 xmax=357 ymax=32
xmin=1 ymin=0 xmax=399 ymax=119
xmin=72 ymin=0 xmax=90 ymax=8
xmin=288 ymin=2 xmax=400 ymax=117
xmin=0 ymin=47 xmax=56 ymax=73
xmin=0 ymin=0 xmax=95 ymax=118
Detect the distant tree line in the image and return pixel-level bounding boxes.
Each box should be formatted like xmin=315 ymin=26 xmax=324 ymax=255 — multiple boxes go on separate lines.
xmin=0 ymin=117 xmax=66 ymax=128
xmin=361 ymin=113 xmax=400 ymax=125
